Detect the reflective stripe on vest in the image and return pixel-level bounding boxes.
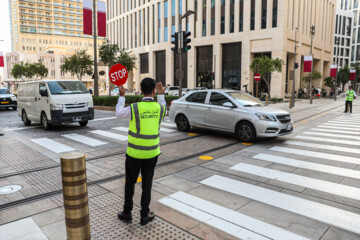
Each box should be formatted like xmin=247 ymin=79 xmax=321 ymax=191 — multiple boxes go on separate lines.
xmin=346 ymin=90 xmax=354 ymax=101
xmin=126 ymin=101 xmax=165 ymax=159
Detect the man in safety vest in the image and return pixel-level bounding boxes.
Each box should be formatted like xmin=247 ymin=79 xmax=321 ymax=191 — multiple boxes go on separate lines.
xmin=344 ymin=86 xmax=357 ymax=113
xmin=116 ymin=78 xmax=166 ymax=226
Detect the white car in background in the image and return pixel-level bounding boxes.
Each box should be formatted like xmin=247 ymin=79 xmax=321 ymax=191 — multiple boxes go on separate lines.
xmin=169 ymin=89 xmax=293 ymax=142
xmin=165 ymin=86 xmax=179 ymax=95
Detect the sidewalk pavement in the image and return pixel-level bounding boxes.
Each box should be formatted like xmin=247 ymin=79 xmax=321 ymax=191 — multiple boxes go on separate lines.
xmin=0 ymin=97 xmax=356 ymax=240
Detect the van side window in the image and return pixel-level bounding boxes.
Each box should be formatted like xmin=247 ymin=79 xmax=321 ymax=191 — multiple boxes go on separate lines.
xmin=39 ymin=83 xmax=47 ymax=94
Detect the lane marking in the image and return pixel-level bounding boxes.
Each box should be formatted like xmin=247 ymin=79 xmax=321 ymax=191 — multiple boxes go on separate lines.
xmin=199 ymin=156 xmax=213 ymax=160
xmin=113 ymin=126 xmax=175 ymax=133
xmin=159 ymin=191 xmax=309 ymax=240
xmin=188 ymin=133 xmax=197 ymax=136
xmin=311 ymin=128 xmax=360 ymax=135
xmin=286 ymin=140 xmax=360 ymax=155
xmin=253 ymin=153 xmax=360 ymax=180
xmin=3 ymin=126 xmax=41 ymax=131
xmin=31 ymin=138 xmax=75 ymax=153
xmin=89 ymin=130 xmax=128 ymax=141
xmin=161 ymin=122 xmax=177 ymax=128
xmin=242 ymin=142 xmax=254 ymax=146
xmin=231 ymin=163 xmax=360 ymax=201
xmin=201 ymin=175 xmax=360 ymax=235
xmin=62 ymin=134 xmax=107 ymax=147
xmin=303 ymin=131 xmax=360 ymax=140
xmin=159 ymin=197 xmax=270 ymax=240
xmin=91 ymin=117 xmax=117 ymax=121
xmin=318 ymin=125 xmax=359 ymax=131
xmin=270 ymin=146 xmax=360 ymax=165
xmin=294 ymin=135 xmax=360 ymax=146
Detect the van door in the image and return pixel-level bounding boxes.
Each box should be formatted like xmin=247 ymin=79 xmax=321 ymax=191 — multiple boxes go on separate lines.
xmin=27 ymin=83 xmax=39 ymax=121
xmin=35 ymin=83 xmax=49 ymax=121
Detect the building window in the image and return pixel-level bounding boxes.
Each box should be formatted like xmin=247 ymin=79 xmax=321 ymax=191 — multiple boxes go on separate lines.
xmin=196 ymin=46 xmax=213 ymax=88
xmin=221 ymin=0 xmax=225 ymax=34
xmin=153 ymin=5 xmax=155 ymax=44
xmin=194 ymin=0 xmax=198 ymax=37
xmin=230 ymin=0 xmax=234 ymax=33
xmin=272 ymin=0 xmax=278 ymax=28
xmin=261 ymin=0 xmax=267 ymax=29
xmin=158 ymin=2 xmax=161 ymax=42
xmin=239 ymin=0 xmax=243 ymax=32
xmin=165 ymin=1 xmax=168 ymax=42
xmin=251 ymin=0 xmax=255 ymax=30
xmin=202 ymin=0 xmax=206 ymax=36
xmin=135 ymin=12 xmax=137 ymax=47
xmin=211 ymin=0 xmax=215 ymax=35
xmin=222 ymin=42 xmax=242 ymax=89
xmin=155 ymin=51 xmax=166 ymax=86
xmin=172 ymin=0 xmax=175 ymax=34
xmin=140 ymin=53 xmax=149 ymax=74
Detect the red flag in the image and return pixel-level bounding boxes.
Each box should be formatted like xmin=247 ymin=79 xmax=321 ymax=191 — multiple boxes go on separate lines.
xmin=303 ymin=56 xmax=312 ymax=73
xmin=97 ymin=1 xmax=106 ymax=37
xmin=83 ymin=0 xmax=92 ymax=35
xmin=0 ymin=52 xmax=4 ymax=67
xmin=350 ymin=69 xmax=356 ymax=80
xmin=330 ymin=64 xmax=337 ymax=78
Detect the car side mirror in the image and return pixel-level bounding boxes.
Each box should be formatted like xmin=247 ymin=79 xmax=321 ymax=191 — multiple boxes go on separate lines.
xmin=223 ymin=102 xmax=234 ymax=108
xmin=40 ymin=89 xmax=48 ymax=97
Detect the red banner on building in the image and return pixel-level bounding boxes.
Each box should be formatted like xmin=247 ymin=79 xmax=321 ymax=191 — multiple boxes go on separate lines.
xmin=0 ymin=52 xmax=4 ymax=67
xmin=97 ymin=1 xmax=106 ymax=37
xmin=350 ymin=69 xmax=356 ymax=80
xmin=330 ymin=64 xmax=337 ymax=78
xmin=303 ymin=56 xmax=312 ymax=73
xmin=83 ymin=0 xmax=92 ymax=35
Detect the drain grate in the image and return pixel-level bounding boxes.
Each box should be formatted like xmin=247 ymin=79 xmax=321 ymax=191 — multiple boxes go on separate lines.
xmin=0 ymin=185 xmax=22 ymax=194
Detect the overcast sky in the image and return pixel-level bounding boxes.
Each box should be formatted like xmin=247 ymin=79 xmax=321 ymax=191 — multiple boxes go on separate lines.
xmin=0 ymin=0 xmax=12 ymax=53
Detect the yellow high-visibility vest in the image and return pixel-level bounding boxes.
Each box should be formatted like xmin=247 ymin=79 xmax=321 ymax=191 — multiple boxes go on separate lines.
xmin=126 ymin=101 xmax=165 ymax=159
xmin=346 ymin=90 xmax=355 ymax=101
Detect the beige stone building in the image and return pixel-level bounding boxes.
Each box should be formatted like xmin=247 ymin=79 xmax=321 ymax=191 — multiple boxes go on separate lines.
xmin=107 ymin=0 xmax=336 ymax=98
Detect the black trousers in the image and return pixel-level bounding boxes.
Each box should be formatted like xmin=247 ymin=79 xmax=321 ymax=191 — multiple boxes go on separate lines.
xmin=345 ymin=100 xmax=353 ymax=113
xmin=123 ymin=154 xmax=158 ymax=217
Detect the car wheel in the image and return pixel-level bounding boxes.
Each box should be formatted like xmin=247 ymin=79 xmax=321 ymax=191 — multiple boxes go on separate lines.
xmin=176 ymin=114 xmax=190 ymax=132
xmin=236 ymin=122 xmax=256 ymax=143
xmin=79 ymin=120 xmax=88 ymax=127
xmin=22 ymin=110 xmax=31 ymax=126
xmin=41 ymin=112 xmax=51 ymax=130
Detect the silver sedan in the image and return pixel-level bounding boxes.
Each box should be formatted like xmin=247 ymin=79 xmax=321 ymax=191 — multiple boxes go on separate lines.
xmin=169 ymin=90 xmax=293 ymax=142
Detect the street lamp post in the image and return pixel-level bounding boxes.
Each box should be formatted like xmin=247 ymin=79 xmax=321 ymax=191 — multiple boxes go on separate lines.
xmin=93 ymin=0 xmax=99 ymax=97
xmin=291 ymin=28 xmax=298 ymax=108
xmin=334 ymin=36 xmax=340 ymax=101
xmin=310 ymin=25 xmax=315 ymax=104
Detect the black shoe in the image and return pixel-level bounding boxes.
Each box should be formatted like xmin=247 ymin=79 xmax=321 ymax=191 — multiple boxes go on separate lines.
xmin=140 ymin=211 xmax=155 ymax=226
xmin=0 ymin=133 xmax=3 ymax=136
xmin=118 ymin=211 xmax=132 ymax=223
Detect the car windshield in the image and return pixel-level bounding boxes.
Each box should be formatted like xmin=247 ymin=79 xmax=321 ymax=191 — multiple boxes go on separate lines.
xmin=168 ymin=87 xmax=178 ymax=90
xmin=47 ymin=81 xmax=89 ymax=95
xmin=227 ymin=92 xmax=263 ymax=107
xmin=0 ymin=89 xmax=10 ymax=94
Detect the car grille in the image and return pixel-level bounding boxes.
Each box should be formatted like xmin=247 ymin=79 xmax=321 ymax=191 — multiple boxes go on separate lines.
xmin=276 ymin=114 xmax=291 ymax=123
xmin=279 ymin=128 xmax=293 ymax=134
xmin=62 ymin=111 xmax=90 ymax=117
xmin=0 ymin=97 xmax=13 ymax=104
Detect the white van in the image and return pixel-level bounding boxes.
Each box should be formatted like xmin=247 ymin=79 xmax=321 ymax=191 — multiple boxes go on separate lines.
xmin=17 ymin=80 xmax=94 ymax=130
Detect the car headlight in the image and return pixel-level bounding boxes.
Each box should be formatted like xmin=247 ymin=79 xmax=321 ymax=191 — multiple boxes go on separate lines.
xmin=87 ymin=102 xmax=94 ymax=108
xmin=50 ymin=104 xmax=63 ymax=110
xmin=255 ymin=113 xmax=277 ymax=121
xmin=11 ymin=96 xmax=17 ymax=101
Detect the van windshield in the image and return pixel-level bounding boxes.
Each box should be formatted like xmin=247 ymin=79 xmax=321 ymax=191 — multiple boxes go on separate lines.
xmin=47 ymin=81 xmax=89 ymax=95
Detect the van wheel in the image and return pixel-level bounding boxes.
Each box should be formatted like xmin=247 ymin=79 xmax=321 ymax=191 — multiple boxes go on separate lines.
xmin=79 ymin=120 xmax=88 ymax=127
xmin=175 ymin=114 xmax=190 ymax=132
xmin=41 ymin=112 xmax=51 ymax=130
xmin=22 ymin=110 xmax=31 ymax=126
xmin=235 ymin=122 xmax=256 ymax=143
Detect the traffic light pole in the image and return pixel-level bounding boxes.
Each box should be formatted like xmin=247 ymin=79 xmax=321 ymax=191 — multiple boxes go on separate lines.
xmin=291 ymin=28 xmax=298 ymax=108
xmin=93 ymin=0 xmax=99 ymax=97
xmin=178 ymin=30 xmax=183 ymax=98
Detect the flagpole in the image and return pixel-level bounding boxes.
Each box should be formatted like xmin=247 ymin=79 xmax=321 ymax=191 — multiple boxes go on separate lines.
xmin=93 ymin=0 xmax=99 ymax=97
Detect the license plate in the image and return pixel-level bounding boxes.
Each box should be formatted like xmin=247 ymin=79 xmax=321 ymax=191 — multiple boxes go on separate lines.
xmin=73 ymin=116 xmax=82 ymax=122
xmin=1 ymin=101 xmax=9 ymax=104
xmin=286 ymin=124 xmax=292 ymax=131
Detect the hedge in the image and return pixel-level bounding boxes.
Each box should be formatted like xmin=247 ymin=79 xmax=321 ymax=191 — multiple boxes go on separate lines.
xmin=93 ymin=95 xmax=179 ymax=107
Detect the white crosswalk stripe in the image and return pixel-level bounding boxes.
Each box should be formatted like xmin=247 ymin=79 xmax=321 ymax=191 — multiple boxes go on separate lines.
xmin=113 ymin=126 xmax=175 ymax=133
xmin=62 ymin=134 xmax=108 ymax=147
xmin=323 ymin=123 xmax=360 ymax=129
xmin=161 ymin=122 xmax=177 ymax=128
xmin=31 ymin=138 xmax=75 ymax=153
xmin=294 ymin=135 xmax=360 ymax=146
xmin=89 ymin=130 xmax=128 ymax=141
xmin=159 ymin=192 xmax=309 ymax=240
xmin=201 ymin=175 xmax=360 ymax=235
xmin=327 ymin=120 xmax=360 ymax=125
xmin=318 ymin=125 xmax=359 ymax=131
xmin=252 ymin=153 xmax=360 ymax=180
xmin=311 ymin=128 xmax=360 ymax=135
xmin=286 ymin=140 xmax=360 ymax=155
xmin=270 ymin=146 xmax=360 ymax=165
xmin=303 ymin=131 xmax=360 ymax=140
xmin=230 ymin=163 xmax=360 ymax=201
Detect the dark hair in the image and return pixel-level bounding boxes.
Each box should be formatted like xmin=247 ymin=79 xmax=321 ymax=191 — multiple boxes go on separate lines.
xmin=140 ymin=78 xmax=156 ymax=95
xmin=349 ymin=86 xmax=353 ymax=89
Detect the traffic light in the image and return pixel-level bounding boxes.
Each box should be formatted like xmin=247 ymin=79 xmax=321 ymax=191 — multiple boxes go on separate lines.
xmin=171 ymin=32 xmax=179 ymax=53
xmin=211 ymin=72 xmax=215 ymax=81
xmin=182 ymin=31 xmax=191 ymax=53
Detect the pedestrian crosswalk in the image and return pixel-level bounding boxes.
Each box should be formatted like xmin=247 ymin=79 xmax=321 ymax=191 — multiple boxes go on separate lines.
xmin=158 ymin=114 xmax=360 ymax=239
xmin=30 ymin=118 xmax=178 ymax=154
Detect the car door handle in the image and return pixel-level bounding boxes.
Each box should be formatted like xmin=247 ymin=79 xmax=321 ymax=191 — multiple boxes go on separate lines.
xmin=185 ymin=105 xmax=190 ymax=108
xmin=35 ymin=97 xmax=37 ymax=101
xmin=207 ymin=108 xmax=212 ymax=111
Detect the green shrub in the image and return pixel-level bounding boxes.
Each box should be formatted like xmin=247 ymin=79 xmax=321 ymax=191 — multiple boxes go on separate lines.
xmin=93 ymin=95 xmax=179 ymax=107
xmin=269 ymin=98 xmax=283 ymax=103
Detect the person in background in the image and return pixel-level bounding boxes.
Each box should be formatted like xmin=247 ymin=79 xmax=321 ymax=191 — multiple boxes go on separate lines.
xmin=303 ymin=87 xmax=307 ymax=98
xmin=116 ymin=78 xmax=166 ymax=226
xmin=316 ymin=87 xmax=321 ymax=100
xmin=344 ymin=86 xmax=357 ymax=113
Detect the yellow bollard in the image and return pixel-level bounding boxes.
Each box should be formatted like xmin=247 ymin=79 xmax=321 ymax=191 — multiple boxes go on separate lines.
xmin=60 ymin=152 xmax=91 ymax=240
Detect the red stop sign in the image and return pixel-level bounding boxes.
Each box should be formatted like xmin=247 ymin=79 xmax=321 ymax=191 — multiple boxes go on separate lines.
xmin=109 ymin=64 xmax=128 ymax=86
xmin=254 ymin=73 xmax=261 ymax=82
